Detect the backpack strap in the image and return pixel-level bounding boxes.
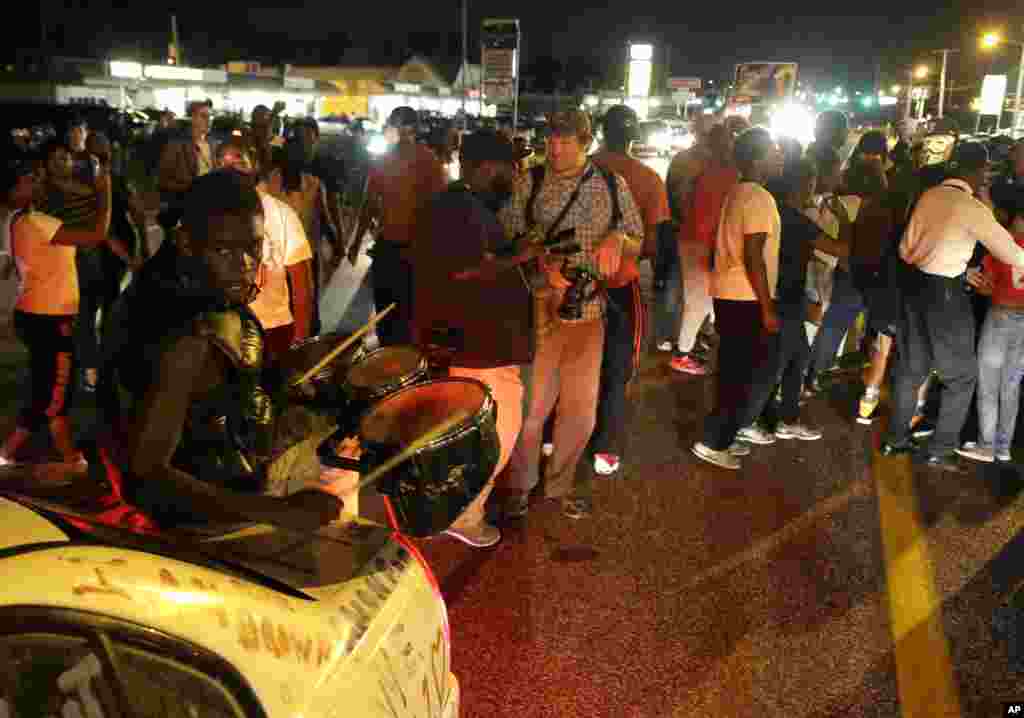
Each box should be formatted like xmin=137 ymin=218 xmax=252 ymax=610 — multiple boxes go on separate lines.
xmin=526 ymin=164 xmax=546 ymax=227
xmin=592 ymin=164 xmax=623 ymax=231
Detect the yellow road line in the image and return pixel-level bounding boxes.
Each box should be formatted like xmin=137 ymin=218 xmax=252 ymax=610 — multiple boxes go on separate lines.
xmin=874 ymin=453 xmax=962 ymax=718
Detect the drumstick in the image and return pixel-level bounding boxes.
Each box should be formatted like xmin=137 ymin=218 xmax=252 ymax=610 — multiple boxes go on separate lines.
xmin=291 ymin=303 xmax=395 ymax=387
xmin=356 ymin=410 xmax=472 ymax=491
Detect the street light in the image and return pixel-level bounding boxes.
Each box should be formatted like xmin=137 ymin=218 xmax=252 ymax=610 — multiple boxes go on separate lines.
xmin=982 ymin=33 xmax=1001 ymax=49
xmin=980 ymin=28 xmax=1024 ymax=135
xmin=915 ymin=66 xmax=929 ymax=79
xmin=891 ymin=84 xmax=901 ymax=93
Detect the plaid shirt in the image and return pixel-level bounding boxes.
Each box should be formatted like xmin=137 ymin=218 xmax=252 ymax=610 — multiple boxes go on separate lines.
xmin=498 ymin=161 xmax=643 ymax=321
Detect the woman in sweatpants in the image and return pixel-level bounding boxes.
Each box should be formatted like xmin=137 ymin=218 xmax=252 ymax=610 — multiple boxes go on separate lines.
xmin=0 ymin=150 xmax=111 ymax=465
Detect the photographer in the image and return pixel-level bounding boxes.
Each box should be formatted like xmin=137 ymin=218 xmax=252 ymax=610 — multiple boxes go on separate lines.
xmin=498 ymin=110 xmax=643 ymax=520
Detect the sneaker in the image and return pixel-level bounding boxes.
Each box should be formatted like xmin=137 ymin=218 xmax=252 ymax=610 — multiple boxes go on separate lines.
xmin=562 ymin=496 xmax=593 ymax=520
xmin=857 ymin=391 xmax=880 ymax=425
xmin=541 ymin=442 xmax=554 ymax=457
xmin=997 ymin=450 xmax=1013 ymax=463
xmin=657 ymin=340 xmax=674 ymax=352
xmin=594 ymin=453 xmax=621 ymax=475
xmin=737 ymin=425 xmax=776 ymax=445
xmin=775 ymin=422 xmax=823 ymax=441
xmin=444 ymin=521 xmax=502 ymax=548
xmin=955 ymin=444 xmax=995 ymax=463
xmin=691 ymin=442 xmax=741 ymax=470
xmin=728 ymin=442 xmax=751 ymax=457
xmin=910 ymin=415 xmax=935 ymax=440
xmin=670 ymin=355 xmax=707 ymax=376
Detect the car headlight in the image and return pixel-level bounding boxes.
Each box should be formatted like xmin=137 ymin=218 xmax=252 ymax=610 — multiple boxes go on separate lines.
xmin=770 ymin=104 xmax=815 ymax=146
xmin=368 ymin=134 xmax=389 ymax=155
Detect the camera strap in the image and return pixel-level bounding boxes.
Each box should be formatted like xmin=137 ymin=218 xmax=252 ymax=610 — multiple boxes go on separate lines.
xmin=526 ymin=163 xmax=622 ymax=241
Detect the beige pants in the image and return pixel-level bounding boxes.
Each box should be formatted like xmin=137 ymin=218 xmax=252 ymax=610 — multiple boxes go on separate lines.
xmin=504 ymin=318 xmax=605 ymax=499
xmin=448 ymin=364 xmax=525 ymax=531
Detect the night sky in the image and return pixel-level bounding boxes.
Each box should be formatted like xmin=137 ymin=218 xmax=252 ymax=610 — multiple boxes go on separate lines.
xmin=10 ymin=1 xmax=1024 ymax=92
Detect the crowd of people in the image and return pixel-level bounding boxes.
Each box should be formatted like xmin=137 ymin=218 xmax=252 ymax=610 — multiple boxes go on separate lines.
xmin=0 ymin=95 xmax=1023 ymax=549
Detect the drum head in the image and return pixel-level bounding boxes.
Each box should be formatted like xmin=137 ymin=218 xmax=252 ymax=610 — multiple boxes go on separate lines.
xmin=282 ymin=333 xmax=360 ymax=384
xmin=360 ymin=379 xmax=488 ymax=445
xmin=346 ymin=346 xmax=424 ymax=389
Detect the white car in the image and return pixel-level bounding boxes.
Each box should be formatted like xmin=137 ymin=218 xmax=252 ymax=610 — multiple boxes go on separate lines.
xmin=0 ymin=465 xmax=459 ymax=718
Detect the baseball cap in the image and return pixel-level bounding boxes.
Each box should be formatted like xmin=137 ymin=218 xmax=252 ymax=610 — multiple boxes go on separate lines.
xmin=948 ymin=141 xmax=989 ymax=173
xmin=547 ymin=110 xmax=592 ymax=139
xmin=387 ymin=106 xmax=419 ymax=129
xmin=460 ymin=130 xmax=517 ymax=163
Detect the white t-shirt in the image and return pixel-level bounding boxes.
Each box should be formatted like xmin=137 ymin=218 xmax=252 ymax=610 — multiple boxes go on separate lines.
xmin=711 ymin=182 xmax=781 ymax=301
xmin=12 ymin=212 xmax=79 ymax=315
xmin=249 ymin=193 xmax=313 ymax=330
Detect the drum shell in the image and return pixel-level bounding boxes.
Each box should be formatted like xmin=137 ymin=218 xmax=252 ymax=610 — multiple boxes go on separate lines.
xmin=281 ymin=333 xmax=367 ymax=408
xmin=343 ymin=346 xmax=429 ymax=404
xmin=359 ymin=379 xmax=500 ymax=538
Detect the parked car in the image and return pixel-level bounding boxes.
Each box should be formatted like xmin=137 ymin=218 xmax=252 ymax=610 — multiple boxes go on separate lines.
xmin=0 ymin=465 xmax=459 ymax=718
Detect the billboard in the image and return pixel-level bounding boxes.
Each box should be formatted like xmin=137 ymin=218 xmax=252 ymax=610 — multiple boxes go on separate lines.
xmin=481 ymin=19 xmax=519 ymax=106
xmin=733 ymin=62 xmax=798 ymax=100
xmin=627 ymin=43 xmax=654 ymax=98
xmin=980 ymin=74 xmax=1008 ymax=116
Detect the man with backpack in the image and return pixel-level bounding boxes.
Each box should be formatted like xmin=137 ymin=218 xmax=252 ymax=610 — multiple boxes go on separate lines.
xmin=497 ymin=110 xmax=643 ymax=520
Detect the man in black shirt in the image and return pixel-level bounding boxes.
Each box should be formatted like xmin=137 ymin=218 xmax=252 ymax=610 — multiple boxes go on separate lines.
xmin=745 ymin=158 xmax=848 ymax=438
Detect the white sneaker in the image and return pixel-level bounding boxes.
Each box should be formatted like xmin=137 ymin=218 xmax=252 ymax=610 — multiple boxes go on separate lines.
xmin=775 ymin=422 xmax=823 ymax=441
xmin=657 ymin=340 xmax=674 ymax=352
xmin=541 ymin=442 xmax=554 ymax=457
xmin=955 ymin=444 xmax=995 ymax=463
xmin=691 ymin=442 xmax=740 ymax=470
xmin=594 ymin=454 xmax=621 ymax=475
xmin=737 ymin=425 xmax=776 ymax=445
xmin=728 ymin=442 xmax=751 ymax=457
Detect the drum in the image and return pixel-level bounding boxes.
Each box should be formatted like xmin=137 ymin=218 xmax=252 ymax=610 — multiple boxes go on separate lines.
xmin=359 ymin=378 xmax=499 ymax=537
xmin=278 ymin=333 xmax=367 ymax=407
xmin=343 ymin=346 xmax=429 ymax=404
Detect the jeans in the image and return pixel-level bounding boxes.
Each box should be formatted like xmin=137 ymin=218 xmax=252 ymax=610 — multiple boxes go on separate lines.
xmin=589 ymin=282 xmax=643 ymax=459
xmin=807 ymin=269 xmax=864 ymax=377
xmin=754 ymin=317 xmax=811 ymax=427
xmin=885 ymin=269 xmax=977 ymax=455
xmin=702 ymin=299 xmax=776 ymax=451
xmin=74 ymin=247 xmax=125 ymax=371
xmin=369 ymin=240 xmax=413 ymax=346
xmin=976 ymin=306 xmax=1024 ymax=453
xmin=652 ymin=228 xmax=681 ymax=342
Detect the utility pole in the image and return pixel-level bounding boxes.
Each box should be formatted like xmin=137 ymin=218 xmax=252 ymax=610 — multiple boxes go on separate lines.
xmin=933 ymin=48 xmax=959 ymax=119
xmin=1015 ymin=23 xmax=1024 ymax=135
xmin=461 ymin=0 xmax=468 ymax=128
xmin=905 ymin=66 xmax=913 ymax=121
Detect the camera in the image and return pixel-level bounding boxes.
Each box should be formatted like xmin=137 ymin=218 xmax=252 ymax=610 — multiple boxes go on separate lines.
xmin=557 ymin=263 xmax=599 ymax=322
